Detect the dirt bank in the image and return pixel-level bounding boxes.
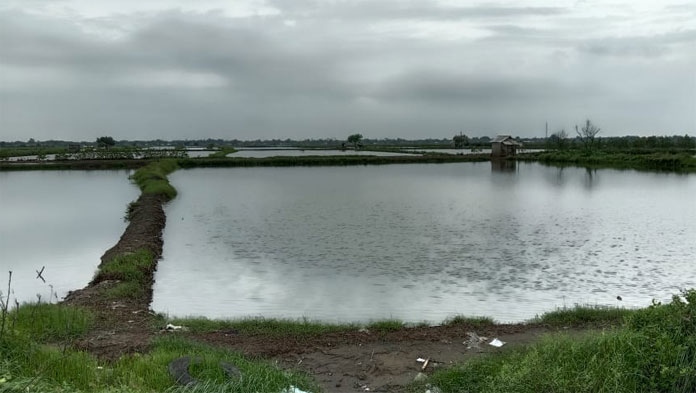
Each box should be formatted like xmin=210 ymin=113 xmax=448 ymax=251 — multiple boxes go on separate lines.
xmin=62 ymin=193 xmax=167 ymax=359
xmin=192 ymin=323 xmax=591 ymax=392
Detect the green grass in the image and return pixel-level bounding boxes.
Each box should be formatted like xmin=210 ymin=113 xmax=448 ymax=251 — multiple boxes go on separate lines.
xmin=4 ymin=303 xmax=93 ymax=342
xmin=531 ymin=304 xmax=636 ymax=327
xmin=129 ymin=159 xmax=179 ymax=200
xmin=444 ymin=315 xmax=496 ymax=327
xmin=413 ymin=289 xmax=696 ymax=393
xmin=165 ymin=316 xmax=358 ymax=337
xmin=366 ymin=319 xmax=406 ymax=332
xmin=0 ymin=335 xmax=318 ymax=393
xmin=94 ymin=249 xmax=155 ymax=300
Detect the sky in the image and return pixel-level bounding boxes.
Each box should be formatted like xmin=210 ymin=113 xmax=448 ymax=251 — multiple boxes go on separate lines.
xmin=0 ymin=0 xmax=695 ymax=141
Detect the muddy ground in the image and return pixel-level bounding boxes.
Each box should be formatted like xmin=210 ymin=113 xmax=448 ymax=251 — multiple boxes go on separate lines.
xmin=192 ymin=323 xmax=588 ymax=392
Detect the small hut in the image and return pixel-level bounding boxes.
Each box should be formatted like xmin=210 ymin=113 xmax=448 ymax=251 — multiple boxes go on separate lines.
xmin=491 ymin=135 xmax=522 ymax=157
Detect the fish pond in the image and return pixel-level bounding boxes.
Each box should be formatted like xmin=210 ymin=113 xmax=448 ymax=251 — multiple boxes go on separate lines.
xmin=151 ymin=163 xmax=696 ymax=323
xmin=0 ymin=170 xmax=139 ymax=304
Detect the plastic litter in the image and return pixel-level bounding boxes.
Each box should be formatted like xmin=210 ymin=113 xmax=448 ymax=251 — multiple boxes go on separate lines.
xmin=416 ymin=358 xmax=426 ymax=363
xmin=284 ymin=386 xmax=310 ymax=393
xmin=166 ymin=323 xmax=186 ymax=331
xmin=489 ymin=338 xmax=505 ymax=347
xmin=464 ymin=332 xmax=487 ymax=350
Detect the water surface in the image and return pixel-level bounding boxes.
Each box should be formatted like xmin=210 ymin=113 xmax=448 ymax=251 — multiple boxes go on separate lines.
xmin=153 ymin=163 xmax=696 ymax=322
xmin=0 ymin=170 xmax=139 ymax=304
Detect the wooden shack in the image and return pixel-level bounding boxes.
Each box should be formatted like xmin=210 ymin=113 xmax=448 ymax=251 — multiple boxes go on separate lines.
xmin=491 ymin=135 xmax=521 ymax=157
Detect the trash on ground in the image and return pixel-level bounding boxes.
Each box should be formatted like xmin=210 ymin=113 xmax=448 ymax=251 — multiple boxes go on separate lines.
xmin=414 ymin=372 xmax=428 ymax=382
xmin=489 ymin=338 xmax=506 ymax=347
xmin=165 ymin=323 xmax=188 ymax=331
xmin=416 ymin=358 xmax=426 ymax=363
xmin=284 ymin=386 xmax=311 ymax=393
xmin=464 ymin=332 xmax=488 ymax=350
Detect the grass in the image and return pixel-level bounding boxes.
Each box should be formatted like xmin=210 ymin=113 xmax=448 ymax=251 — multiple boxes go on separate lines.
xmin=444 ymin=315 xmax=496 ymax=327
xmin=94 ymin=249 xmax=155 ymax=300
xmin=129 ymin=159 xmax=179 ymax=200
xmin=163 ymin=316 xmax=358 ymax=337
xmin=0 ymin=335 xmax=318 ymax=393
xmin=531 ymin=304 xmax=637 ymax=327
xmin=4 ymin=303 xmax=93 ymax=343
xmin=412 ymin=289 xmax=696 ymax=393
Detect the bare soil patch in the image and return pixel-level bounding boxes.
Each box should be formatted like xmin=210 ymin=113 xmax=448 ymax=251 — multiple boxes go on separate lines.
xmin=193 ymin=323 xmax=589 ymax=392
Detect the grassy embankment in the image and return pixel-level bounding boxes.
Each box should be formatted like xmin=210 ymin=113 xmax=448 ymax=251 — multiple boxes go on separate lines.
xmin=0 ymin=304 xmax=318 ymax=392
xmin=411 ymin=290 xmax=696 ymax=393
xmin=517 ymin=150 xmax=696 ymax=173
xmin=208 ymin=148 xmax=238 ymax=158
xmin=177 ymin=153 xmax=489 ymax=169
xmin=0 ymin=147 xmax=68 ymax=159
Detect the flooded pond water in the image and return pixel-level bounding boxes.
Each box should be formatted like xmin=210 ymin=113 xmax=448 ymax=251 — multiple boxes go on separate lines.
xmin=0 ymin=170 xmax=139 ymax=304
xmin=152 ymin=163 xmax=696 ymax=323
xmin=228 ymin=149 xmax=414 ymax=158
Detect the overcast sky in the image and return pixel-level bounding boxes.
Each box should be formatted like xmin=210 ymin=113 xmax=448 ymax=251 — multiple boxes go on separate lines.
xmin=1 ymin=0 xmax=694 ymax=141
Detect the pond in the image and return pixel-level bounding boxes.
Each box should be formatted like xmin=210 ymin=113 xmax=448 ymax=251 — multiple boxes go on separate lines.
xmin=228 ymin=149 xmax=415 ymax=158
xmin=0 ymin=170 xmax=139 ymax=304
xmin=151 ymin=163 xmax=696 ymax=323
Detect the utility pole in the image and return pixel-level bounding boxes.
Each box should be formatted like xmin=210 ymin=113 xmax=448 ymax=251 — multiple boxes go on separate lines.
xmin=545 ymin=121 xmax=548 ymax=140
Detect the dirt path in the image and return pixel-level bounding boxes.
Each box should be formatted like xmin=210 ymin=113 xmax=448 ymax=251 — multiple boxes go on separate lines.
xmin=194 ymin=323 xmax=588 ymax=392
xmin=62 ymin=193 xmax=167 ymax=359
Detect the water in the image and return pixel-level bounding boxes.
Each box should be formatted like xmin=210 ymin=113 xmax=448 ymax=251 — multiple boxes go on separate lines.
xmin=228 ymin=149 xmax=415 ymax=158
xmin=0 ymin=170 xmax=139 ymax=304
xmin=152 ymin=163 xmax=696 ymax=323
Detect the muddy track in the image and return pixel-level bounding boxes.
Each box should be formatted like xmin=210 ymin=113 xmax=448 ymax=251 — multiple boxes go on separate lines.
xmin=62 ymin=193 xmax=167 ymax=359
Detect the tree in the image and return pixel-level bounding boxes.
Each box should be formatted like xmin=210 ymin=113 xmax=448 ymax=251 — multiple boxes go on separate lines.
xmin=453 ymin=133 xmax=469 ymax=149
xmin=347 ymin=133 xmax=363 ymax=150
xmin=575 ymin=120 xmax=600 ymax=152
xmin=548 ymin=129 xmax=568 ymax=150
xmin=96 ymin=136 xmax=116 ymax=149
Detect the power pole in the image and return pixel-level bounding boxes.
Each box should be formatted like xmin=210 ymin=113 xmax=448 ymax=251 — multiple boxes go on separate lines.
xmin=545 ymin=121 xmax=548 ymax=139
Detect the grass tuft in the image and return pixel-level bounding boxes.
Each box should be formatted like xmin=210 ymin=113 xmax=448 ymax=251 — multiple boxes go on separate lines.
xmin=130 ymin=159 xmax=179 ymax=200
xmin=165 ymin=316 xmax=358 ymax=337
xmin=94 ymin=249 xmax=154 ymax=300
xmin=531 ymin=304 xmax=636 ymax=327
xmin=444 ymin=315 xmax=496 ymax=327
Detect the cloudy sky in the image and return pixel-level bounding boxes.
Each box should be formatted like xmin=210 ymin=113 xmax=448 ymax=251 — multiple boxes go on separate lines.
xmin=1 ymin=0 xmax=694 ymax=141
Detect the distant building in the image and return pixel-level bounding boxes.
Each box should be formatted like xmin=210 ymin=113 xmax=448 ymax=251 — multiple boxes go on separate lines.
xmin=491 ymin=135 xmax=522 ymax=157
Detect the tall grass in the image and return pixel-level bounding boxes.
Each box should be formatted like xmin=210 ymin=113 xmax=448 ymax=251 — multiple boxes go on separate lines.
xmin=531 ymin=304 xmax=636 ymax=327
xmin=0 ymin=335 xmax=318 ymax=393
xmin=415 ymin=290 xmax=696 ymax=393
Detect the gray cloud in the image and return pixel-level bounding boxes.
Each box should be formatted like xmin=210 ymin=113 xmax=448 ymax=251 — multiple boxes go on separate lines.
xmin=0 ymin=1 xmax=694 ymax=141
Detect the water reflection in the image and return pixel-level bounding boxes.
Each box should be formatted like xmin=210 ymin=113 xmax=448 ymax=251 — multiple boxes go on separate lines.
xmin=0 ymin=171 xmax=138 ymax=304
xmin=491 ymin=159 xmax=517 ymax=173
xmin=152 ymin=164 xmax=696 ymax=323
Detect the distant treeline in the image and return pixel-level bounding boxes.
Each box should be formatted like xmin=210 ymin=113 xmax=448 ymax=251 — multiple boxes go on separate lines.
xmin=1 ymin=135 xmax=694 ymax=150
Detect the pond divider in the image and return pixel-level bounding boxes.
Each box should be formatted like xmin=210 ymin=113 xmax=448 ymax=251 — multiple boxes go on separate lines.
xmin=62 ymin=160 xmax=178 ymax=358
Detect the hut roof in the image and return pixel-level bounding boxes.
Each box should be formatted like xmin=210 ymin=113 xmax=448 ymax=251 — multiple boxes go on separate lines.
xmin=492 ymin=135 xmax=521 ymax=145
